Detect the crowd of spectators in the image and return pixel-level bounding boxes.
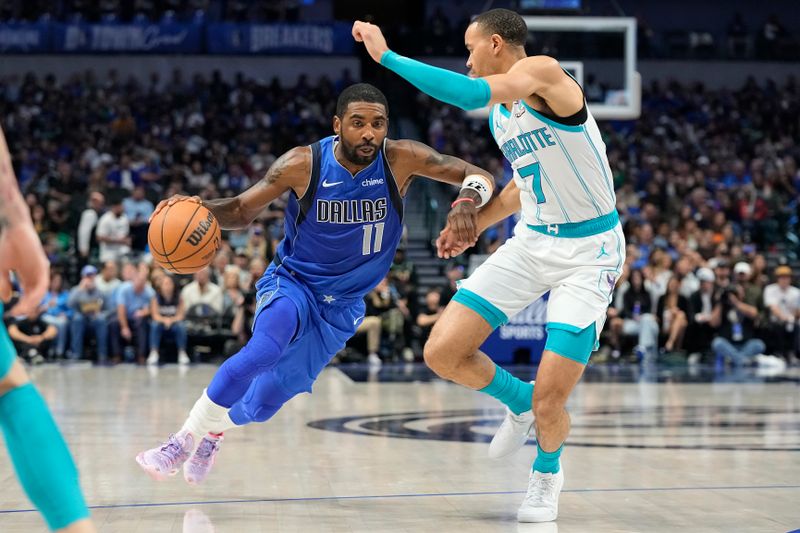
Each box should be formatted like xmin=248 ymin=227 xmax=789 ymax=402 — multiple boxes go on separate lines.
xmin=598 ymin=76 xmax=800 ymax=366
xmin=398 ymin=8 xmax=800 ymax=61
xmin=0 ymin=0 xmax=302 ymax=24
xmin=1 ymin=69 xmax=799 ymax=367
xmin=605 ymin=258 xmax=799 ymax=367
xmin=5 ymin=251 xmax=270 ymax=365
xmin=2 ymin=1 xmax=798 ymax=61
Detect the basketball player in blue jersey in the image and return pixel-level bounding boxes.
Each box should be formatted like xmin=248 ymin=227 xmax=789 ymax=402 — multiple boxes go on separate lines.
xmin=136 ymin=83 xmax=496 ymax=484
xmin=0 ymin=125 xmax=95 ymax=532
xmin=355 ymin=9 xmax=625 ymax=523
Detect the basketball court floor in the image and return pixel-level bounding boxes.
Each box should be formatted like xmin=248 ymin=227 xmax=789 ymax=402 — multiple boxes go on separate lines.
xmin=1 ymin=363 xmax=798 ymax=532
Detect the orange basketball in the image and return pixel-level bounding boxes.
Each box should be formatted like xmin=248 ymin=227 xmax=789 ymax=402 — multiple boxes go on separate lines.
xmin=148 ymin=199 xmax=221 ymax=274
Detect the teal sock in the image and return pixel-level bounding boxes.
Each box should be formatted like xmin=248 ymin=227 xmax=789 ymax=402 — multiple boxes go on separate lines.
xmin=479 ymin=364 xmax=533 ymax=415
xmin=533 ymin=443 xmax=563 ymax=474
xmin=0 ymin=383 xmax=90 ymax=530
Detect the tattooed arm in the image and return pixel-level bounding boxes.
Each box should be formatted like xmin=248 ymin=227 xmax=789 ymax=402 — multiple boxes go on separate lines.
xmin=386 ymin=139 xmax=496 ymax=244
xmin=386 ymin=139 xmax=495 ymax=194
xmin=150 ymin=147 xmax=311 ymax=230
xmin=0 ymin=124 xmax=50 ymax=315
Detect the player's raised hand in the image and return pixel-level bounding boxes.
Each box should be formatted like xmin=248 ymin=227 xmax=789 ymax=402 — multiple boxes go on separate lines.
xmin=150 ymin=194 xmax=201 ymax=223
xmin=436 ymin=225 xmax=474 ymax=259
xmin=352 ymin=21 xmax=389 ymax=64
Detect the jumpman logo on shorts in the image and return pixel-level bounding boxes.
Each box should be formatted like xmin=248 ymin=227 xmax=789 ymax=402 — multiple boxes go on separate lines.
xmin=596 ymin=243 xmax=610 ymax=259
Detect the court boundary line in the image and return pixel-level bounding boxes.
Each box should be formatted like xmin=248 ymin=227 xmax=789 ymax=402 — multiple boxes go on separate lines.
xmin=1 ymin=484 xmax=798 ymax=515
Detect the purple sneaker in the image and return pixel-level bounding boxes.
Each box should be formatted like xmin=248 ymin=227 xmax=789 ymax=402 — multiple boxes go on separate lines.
xmin=136 ymin=431 xmax=195 ymax=481
xmin=184 ymin=434 xmax=223 ymax=485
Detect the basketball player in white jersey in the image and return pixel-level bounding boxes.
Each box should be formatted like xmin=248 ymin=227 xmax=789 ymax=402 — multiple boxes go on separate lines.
xmin=354 ymin=9 xmax=625 ymax=522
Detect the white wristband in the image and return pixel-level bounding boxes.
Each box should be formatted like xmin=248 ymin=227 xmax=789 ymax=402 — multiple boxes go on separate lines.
xmin=461 ymin=174 xmax=493 ymax=207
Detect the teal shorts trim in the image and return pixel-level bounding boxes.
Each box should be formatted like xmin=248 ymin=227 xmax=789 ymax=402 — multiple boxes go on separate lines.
xmin=527 ymin=210 xmax=619 ymax=238
xmin=452 ymin=288 xmax=509 ymax=330
xmin=0 ymin=303 xmax=16 ymax=380
xmin=544 ymin=322 xmax=597 ymax=365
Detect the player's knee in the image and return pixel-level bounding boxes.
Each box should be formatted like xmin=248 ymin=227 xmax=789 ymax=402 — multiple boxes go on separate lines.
xmin=533 ymin=390 xmax=566 ymax=424
xmin=247 ymin=404 xmax=280 ymax=423
xmin=422 ymin=339 xmax=441 ymax=372
xmin=224 ymin=332 xmax=284 ymax=382
xmin=422 ymin=335 xmax=454 ymax=377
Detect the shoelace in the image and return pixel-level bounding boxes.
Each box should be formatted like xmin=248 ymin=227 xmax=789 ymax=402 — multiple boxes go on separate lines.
xmin=158 ymin=435 xmax=186 ymax=467
xmin=524 ymin=475 xmax=557 ymax=505
xmin=193 ymin=439 xmax=218 ymax=463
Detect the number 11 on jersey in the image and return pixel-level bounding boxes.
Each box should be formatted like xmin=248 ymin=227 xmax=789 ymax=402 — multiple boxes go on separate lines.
xmin=362 ymin=222 xmax=385 ymax=255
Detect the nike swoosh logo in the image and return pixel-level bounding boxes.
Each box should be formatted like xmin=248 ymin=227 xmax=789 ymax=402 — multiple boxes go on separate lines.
xmin=322 ymin=179 xmax=343 ymax=188
xmin=353 ymin=316 xmax=364 ymax=326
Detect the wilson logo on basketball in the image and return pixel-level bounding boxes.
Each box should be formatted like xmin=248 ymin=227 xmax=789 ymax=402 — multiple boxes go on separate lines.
xmin=186 ymin=212 xmax=215 ymax=246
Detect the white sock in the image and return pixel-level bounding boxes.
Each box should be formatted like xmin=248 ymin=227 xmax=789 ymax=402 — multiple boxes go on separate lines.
xmin=181 ymin=389 xmax=230 ymax=444
xmin=207 ymin=412 xmax=238 ymax=435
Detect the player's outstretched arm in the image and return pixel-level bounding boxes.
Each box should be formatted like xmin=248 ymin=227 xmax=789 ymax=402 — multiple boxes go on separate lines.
xmin=150 ymin=147 xmax=310 ymax=230
xmin=354 ymin=20 xmax=490 ymax=111
xmin=387 ymin=139 xmax=495 ymax=244
xmin=0 ymin=124 xmax=50 ymax=316
xmin=387 ymin=139 xmax=495 ymax=189
xmin=352 ymin=21 xmax=583 ymax=116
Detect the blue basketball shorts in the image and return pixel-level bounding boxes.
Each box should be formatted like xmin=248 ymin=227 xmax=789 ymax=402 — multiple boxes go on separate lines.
xmin=237 ymin=265 xmax=365 ymax=413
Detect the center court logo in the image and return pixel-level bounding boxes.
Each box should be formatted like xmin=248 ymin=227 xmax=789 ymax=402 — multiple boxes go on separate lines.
xmin=308 ymin=406 xmax=800 ymax=451
xmin=361 ymin=177 xmax=384 ymax=187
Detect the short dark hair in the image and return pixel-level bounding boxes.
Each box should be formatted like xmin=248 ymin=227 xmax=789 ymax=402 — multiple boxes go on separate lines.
xmin=472 ymin=9 xmax=527 ymax=47
xmin=336 ymin=83 xmax=389 ymax=118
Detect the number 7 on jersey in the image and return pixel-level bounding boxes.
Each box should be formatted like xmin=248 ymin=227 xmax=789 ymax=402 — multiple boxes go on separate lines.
xmin=362 ymin=222 xmax=385 ymax=255
xmin=518 ymin=162 xmax=546 ymax=204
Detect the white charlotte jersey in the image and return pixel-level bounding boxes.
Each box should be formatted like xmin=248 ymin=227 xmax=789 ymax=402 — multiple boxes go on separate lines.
xmin=489 ymin=99 xmax=616 ymax=226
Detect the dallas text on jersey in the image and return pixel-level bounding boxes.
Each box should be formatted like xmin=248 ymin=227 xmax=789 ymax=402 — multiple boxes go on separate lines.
xmin=315 ymin=197 xmax=388 ymax=224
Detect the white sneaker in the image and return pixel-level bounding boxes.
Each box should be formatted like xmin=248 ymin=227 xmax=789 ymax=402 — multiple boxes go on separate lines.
xmin=517 ymin=464 xmax=564 ymax=523
xmin=755 ymin=353 xmax=786 ymax=369
xmin=367 ymin=353 xmax=382 ymax=366
xmin=147 ymin=350 xmax=159 ymax=366
xmin=488 ymin=381 xmax=535 ymax=459
xmin=178 ymin=350 xmax=191 ymax=365
xmin=489 ymin=407 xmax=534 ymax=459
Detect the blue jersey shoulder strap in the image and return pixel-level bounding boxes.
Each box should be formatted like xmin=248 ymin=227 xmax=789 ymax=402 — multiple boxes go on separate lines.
xmin=297 ymin=141 xmax=322 ymax=226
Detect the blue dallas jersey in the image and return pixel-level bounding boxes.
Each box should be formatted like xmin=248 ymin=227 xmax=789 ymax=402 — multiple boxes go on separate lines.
xmin=260 ymin=135 xmax=404 ymax=303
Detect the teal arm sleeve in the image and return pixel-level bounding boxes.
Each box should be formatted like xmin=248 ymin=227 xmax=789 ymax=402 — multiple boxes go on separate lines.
xmin=381 ymin=50 xmax=491 ymax=111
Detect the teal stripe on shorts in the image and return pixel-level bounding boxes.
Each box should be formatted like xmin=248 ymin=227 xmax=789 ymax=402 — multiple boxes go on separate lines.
xmin=452 ymin=288 xmax=508 ymax=330
xmin=0 ymin=302 xmax=17 ymax=379
xmin=544 ymin=322 xmax=597 ymax=365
